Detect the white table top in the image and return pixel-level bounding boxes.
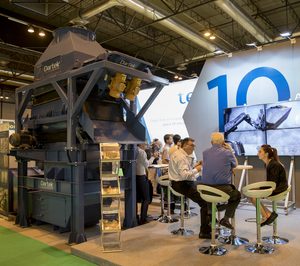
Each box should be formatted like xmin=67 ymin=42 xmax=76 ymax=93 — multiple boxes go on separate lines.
xmin=234 ymin=164 xmax=253 ymax=170
xmin=149 ymin=164 xmax=169 ymax=169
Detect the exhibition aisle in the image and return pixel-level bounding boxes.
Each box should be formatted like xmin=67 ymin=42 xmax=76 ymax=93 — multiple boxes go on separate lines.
xmin=0 ymin=225 xmax=95 ymax=266
xmin=1 ymin=205 xmax=299 ymax=266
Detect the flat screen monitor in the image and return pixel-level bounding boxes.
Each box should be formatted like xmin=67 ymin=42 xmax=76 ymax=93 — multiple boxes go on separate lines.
xmin=266 ymin=102 xmax=300 ymax=129
xmin=226 ymin=131 xmax=266 ymax=156
xmin=224 ymin=104 xmax=265 ymax=156
xmin=224 ymin=100 xmax=300 ymax=156
xmin=224 ymin=104 xmax=265 ymax=132
xmin=267 ymin=128 xmax=300 ymax=155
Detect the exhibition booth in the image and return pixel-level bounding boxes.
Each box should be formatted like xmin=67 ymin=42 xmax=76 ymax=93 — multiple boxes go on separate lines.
xmin=1 ymin=27 xmax=300 ymax=266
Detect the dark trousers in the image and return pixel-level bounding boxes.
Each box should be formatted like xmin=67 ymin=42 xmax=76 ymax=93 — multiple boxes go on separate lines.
xmin=136 ymin=175 xmax=150 ymax=223
xmin=171 ymin=180 xmax=210 ymax=233
xmin=210 ymin=184 xmax=241 ymax=218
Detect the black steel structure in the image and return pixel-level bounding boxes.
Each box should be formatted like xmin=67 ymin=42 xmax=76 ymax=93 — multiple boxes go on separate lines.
xmin=10 ymin=26 xmax=168 ymax=244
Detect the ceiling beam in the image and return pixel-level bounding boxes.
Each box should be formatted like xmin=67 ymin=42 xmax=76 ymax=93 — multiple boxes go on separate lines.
xmin=215 ymin=0 xmax=273 ymax=43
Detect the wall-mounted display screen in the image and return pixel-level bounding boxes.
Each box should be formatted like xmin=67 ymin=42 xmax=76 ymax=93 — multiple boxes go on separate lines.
xmin=267 ymin=128 xmax=300 ymax=155
xmin=224 ymin=104 xmax=266 ymax=156
xmin=224 ymin=104 xmax=265 ymax=133
xmin=266 ymin=102 xmax=300 ymax=129
xmin=226 ymin=131 xmax=266 ymax=156
xmin=224 ymin=100 xmax=300 ymax=156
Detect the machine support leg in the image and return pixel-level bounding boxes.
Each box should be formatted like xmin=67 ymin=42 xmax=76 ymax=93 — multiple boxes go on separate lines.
xmin=16 ymin=160 xmax=29 ymax=227
xmin=68 ymin=162 xmax=87 ymax=244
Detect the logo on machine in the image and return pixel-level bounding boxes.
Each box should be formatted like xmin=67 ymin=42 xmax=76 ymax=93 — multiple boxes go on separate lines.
xmin=119 ymin=59 xmax=136 ymax=69
xmin=42 ymin=56 xmax=61 ymax=73
xmin=40 ymin=180 xmax=55 ymax=190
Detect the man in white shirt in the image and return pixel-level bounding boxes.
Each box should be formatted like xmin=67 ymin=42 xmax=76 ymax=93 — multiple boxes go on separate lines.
xmin=169 ymin=137 xmax=210 ymax=238
xmin=136 ymin=143 xmax=152 ymax=225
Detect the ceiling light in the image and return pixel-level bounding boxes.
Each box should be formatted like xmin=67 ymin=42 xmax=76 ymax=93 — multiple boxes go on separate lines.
xmin=0 ymin=96 xmax=3 ymax=99
xmin=178 ymin=76 xmax=183 ymax=80
xmin=209 ymin=35 xmax=216 ymax=40
xmin=246 ymin=42 xmax=257 ymax=47
xmin=214 ymin=49 xmax=224 ymax=55
xmin=174 ymin=75 xmax=179 ymax=79
xmin=28 ymin=25 xmax=34 ymax=33
xmin=280 ymin=32 xmax=291 ymax=38
xmin=38 ymin=29 xmax=46 ymax=37
xmin=204 ymin=32 xmax=211 ymax=37
xmin=5 ymin=96 xmax=9 ymax=100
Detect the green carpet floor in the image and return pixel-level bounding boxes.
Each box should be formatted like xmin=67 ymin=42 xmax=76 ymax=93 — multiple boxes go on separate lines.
xmin=0 ymin=226 xmax=95 ymax=266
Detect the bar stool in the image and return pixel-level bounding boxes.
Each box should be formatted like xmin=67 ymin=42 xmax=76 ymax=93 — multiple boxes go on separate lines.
xmin=197 ymin=185 xmax=230 ymax=256
xmin=242 ymin=181 xmax=276 ymax=254
xmin=262 ymin=186 xmax=291 ymax=245
xmin=156 ymin=175 xmax=178 ymax=223
xmin=169 ymin=185 xmax=194 ymax=236
xmin=218 ymin=168 xmax=249 ymax=246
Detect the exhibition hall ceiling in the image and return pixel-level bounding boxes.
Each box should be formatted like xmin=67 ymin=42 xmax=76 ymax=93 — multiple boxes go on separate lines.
xmin=1 ymin=0 xmax=300 ymax=94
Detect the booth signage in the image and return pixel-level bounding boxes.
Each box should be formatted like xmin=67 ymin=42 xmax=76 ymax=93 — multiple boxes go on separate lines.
xmin=184 ymin=40 xmax=300 ymax=158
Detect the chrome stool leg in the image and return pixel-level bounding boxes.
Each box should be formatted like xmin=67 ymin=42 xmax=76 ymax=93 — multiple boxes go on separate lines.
xmin=156 ymin=185 xmax=178 ymax=223
xmin=245 ymin=198 xmax=274 ymax=254
xmin=199 ymin=202 xmax=227 ymax=256
xmin=263 ymin=201 xmax=289 ymax=245
xmin=171 ymin=196 xmax=194 ymax=236
xmin=218 ymin=216 xmax=249 ymax=246
xmin=184 ymin=198 xmax=198 ymax=219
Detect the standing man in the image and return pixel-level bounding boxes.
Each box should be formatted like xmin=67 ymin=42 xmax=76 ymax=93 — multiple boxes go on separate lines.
xmin=202 ymin=132 xmax=241 ymax=230
xmin=169 ymin=134 xmax=181 ymax=156
xmin=168 ymin=137 xmax=211 ymax=238
xmin=162 ymin=134 xmax=173 ymax=164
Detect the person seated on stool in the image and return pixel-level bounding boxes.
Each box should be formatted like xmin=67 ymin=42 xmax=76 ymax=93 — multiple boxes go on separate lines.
xmin=168 ymin=137 xmax=211 ymax=238
xmin=254 ymin=144 xmax=288 ymax=226
xmin=202 ymin=132 xmax=241 ymax=230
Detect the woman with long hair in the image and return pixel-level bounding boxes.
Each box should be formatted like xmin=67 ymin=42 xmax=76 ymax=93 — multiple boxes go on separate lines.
xmin=255 ymin=144 xmax=288 ymax=226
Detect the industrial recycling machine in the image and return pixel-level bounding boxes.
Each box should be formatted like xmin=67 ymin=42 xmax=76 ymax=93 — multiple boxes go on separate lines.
xmin=9 ymin=26 xmax=168 ymax=244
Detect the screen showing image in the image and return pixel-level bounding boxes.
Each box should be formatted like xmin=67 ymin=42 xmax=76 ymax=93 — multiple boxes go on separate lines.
xmin=226 ymin=131 xmax=266 ymax=156
xmin=266 ymin=101 xmax=300 ymax=129
xmin=267 ymin=128 xmax=300 ymax=156
xmin=224 ymin=100 xmax=300 ymax=156
xmin=224 ymin=104 xmax=265 ymax=133
xmin=224 ymin=104 xmax=265 ymax=156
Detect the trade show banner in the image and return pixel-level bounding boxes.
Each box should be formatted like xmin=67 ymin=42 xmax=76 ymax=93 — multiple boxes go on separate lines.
xmin=137 ymin=79 xmax=197 ymax=143
xmin=183 ymin=40 xmax=300 ymax=158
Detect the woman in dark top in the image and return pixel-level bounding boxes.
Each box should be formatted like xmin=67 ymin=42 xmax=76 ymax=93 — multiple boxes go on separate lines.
xmin=257 ymin=144 xmax=288 ymax=226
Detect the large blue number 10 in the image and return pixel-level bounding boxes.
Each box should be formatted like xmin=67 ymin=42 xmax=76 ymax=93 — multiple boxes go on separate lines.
xmin=207 ymin=67 xmax=291 ymax=131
